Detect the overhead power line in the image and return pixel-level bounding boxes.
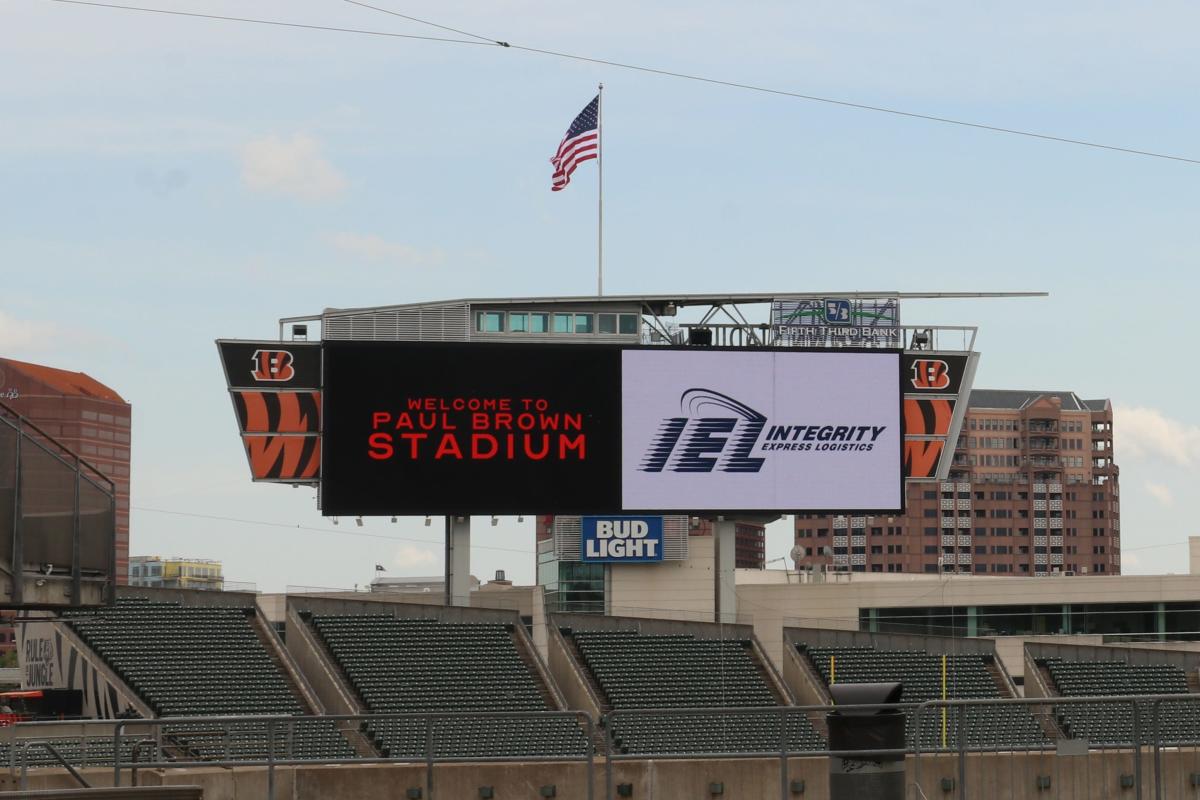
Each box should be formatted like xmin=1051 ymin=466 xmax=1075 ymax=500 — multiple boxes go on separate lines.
xmin=38 ymin=0 xmax=1200 ymax=165
xmin=42 ymin=0 xmax=492 ymax=46
xmin=342 ymin=0 xmax=1200 ymax=167
xmin=133 ymin=506 xmax=534 ymax=555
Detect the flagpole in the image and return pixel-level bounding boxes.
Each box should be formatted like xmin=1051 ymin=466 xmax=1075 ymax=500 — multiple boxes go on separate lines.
xmin=597 ymin=82 xmax=604 ymax=297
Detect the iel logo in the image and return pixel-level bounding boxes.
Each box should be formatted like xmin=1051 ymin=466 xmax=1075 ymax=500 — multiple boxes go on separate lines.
xmin=910 ymin=359 xmax=951 ymax=390
xmin=641 ymin=389 xmax=766 ymax=474
xmin=251 ymin=350 xmax=295 ymax=382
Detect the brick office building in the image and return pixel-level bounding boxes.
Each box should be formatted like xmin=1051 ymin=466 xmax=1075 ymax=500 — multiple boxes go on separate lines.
xmin=0 ymin=358 xmax=131 ymax=583
xmin=795 ymin=390 xmax=1118 ymax=576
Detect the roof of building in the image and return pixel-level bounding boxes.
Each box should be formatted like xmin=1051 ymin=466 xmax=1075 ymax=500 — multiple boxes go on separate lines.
xmin=286 ymin=290 xmax=1047 ymax=322
xmin=0 ymin=358 xmax=125 ymax=403
xmin=968 ymin=389 xmax=1109 ymax=412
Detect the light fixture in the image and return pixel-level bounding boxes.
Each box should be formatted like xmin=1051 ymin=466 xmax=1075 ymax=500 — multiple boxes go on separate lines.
xmin=424 ymin=516 xmax=431 ymax=527
xmin=391 ymin=516 xmax=398 ymax=524
xmin=292 ymin=323 xmax=308 ymax=341
xmin=355 ymin=517 xmax=363 ymax=527
xmin=331 ymin=517 xmax=339 ymax=525
xmin=517 ymin=515 xmax=524 ymax=523
xmin=490 ymin=516 xmax=499 ymax=527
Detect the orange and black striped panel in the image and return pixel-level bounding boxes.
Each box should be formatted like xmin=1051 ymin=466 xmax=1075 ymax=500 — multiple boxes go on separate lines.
xmin=242 ymin=435 xmax=320 ymax=480
xmin=903 ymin=397 xmax=955 ymax=437
xmin=233 ymin=391 xmax=320 ymax=433
xmin=903 ymin=439 xmax=945 ymax=479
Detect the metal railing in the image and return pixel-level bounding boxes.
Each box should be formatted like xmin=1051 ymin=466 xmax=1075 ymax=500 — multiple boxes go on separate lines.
xmin=12 ymin=696 xmax=1200 ymax=799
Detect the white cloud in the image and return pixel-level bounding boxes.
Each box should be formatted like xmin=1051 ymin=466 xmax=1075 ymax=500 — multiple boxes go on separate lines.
xmin=0 ymin=311 xmax=61 ymax=353
xmin=1114 ymin=406 xmax=1200 ymax=467
xmin=393 ymin=545 xmax=437 ymax=570
xmin=326 ymin=233 xmax=447 ymax=268
xmin=240 ymin=134 xmax=347 ymax=202
xmin=1144 ymin=482 xmax=1174 ymax=507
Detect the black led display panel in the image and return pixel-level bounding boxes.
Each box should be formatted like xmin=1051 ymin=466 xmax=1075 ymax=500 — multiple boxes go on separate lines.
xmin=320 ymin=341 xmax=623 ymax=515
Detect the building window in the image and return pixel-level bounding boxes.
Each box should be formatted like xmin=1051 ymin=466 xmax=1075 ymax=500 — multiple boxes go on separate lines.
xmin=553 ymin=313 xmax=573 ymax=333
xmin=530 ymin=313 xmax=549 ymax=333
xmin=574 ymin=314 xmax=594 ymax=334
xmin=598 ymin=313 xmax=617 ymax=334
xmin=475 ymin=311 xmax=505 ymax=332
xmin=509 ymin=313 xmax=529 ymax=332
xmin=619 ymin=314 xmax=639 ymax=335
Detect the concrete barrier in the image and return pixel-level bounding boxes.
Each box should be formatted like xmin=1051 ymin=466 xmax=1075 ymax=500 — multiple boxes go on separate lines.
xmin=13 ymin=748 xmax=1200 ymax=799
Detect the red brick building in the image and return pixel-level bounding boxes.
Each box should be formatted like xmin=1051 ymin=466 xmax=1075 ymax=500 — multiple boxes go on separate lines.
xmin=795 ymin=390 xmax=1118 ymax=576
xmin=0 ymin=358 xmax=131 ymax=582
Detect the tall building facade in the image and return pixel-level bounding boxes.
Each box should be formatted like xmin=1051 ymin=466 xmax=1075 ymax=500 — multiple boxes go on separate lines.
xmin=129 ymin=556 xmax=223 ymax=590
xmin=795 ymin=390 xmax=1118 ymax=576
xmin=0 ymin=358 xmax=131 ymax=582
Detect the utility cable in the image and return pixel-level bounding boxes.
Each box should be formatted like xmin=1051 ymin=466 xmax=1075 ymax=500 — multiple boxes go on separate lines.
xmin=343 ymin=0 xmax=1200 ymax=167
xmin=341 ymin=0 xmax=507 ymax=46
xmin=41 ymin=0 xmax=494 ymax=46
xmin=36 ymin=0 xmax=1200 ymax=165
xmin=133 ymin=505 xmax=534 ymax=555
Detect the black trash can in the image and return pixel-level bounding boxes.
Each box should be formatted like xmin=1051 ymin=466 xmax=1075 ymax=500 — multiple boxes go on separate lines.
xmin=826 ymin=682 xmax=906 ymax=800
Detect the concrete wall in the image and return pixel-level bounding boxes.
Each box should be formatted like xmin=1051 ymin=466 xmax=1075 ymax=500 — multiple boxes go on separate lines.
xmin=1027 ymin=639 xmax=1200 ymax=673
xmin=992 ymin=634 xmax=1101 ymax=685
xmin=287 ymin=594 xmax=523 ymax=626
xmin=609 ymin=535 xmax=717 ymax=622
xmin=15 ymin=619 xmax=150 ymax=720
xmin=784 ymin=625 xmax=998 ymax=656
xmin=12 ymin=750 xmax=1200 ymax=800
xmin=546 ymin=623 xmax=604 ymax=722
xmin=117 ymin=585 xmax=257 ymax=609
xmin=782 ymin=643 xmax=831 ymax=708
xmin=732 ymin=572 xmax=1200 ymax=671
xmin=552 ymin=610 xmax=757 ymax=642
xmin=284 ymin=606 xmax=364 ymax=718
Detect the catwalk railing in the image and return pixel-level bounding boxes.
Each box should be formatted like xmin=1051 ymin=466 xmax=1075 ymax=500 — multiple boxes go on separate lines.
xmin=11 ymin=695 xmax=1200 ymax=799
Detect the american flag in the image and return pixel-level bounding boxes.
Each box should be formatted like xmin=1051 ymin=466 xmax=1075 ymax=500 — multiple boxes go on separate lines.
xmin=550 ymin=95 xmax=599 ymax=191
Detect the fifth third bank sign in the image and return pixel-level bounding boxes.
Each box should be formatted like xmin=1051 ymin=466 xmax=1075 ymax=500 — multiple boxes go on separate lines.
xmin=621 ymin=349 xmax=902 ymax=512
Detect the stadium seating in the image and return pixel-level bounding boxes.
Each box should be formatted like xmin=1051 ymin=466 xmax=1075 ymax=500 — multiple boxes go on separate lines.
xmin=568 ymin=628 xmax=825 ymax=755
xmin=64 ymin=597 xmax=354 ymax=761
xmin=801 ymin=644 xmax=1046 ymax=749
xmin=1042 ymin=657 xmax=1200 ymax=744
xmin=310 ymin=614 xmax=588 ymax=759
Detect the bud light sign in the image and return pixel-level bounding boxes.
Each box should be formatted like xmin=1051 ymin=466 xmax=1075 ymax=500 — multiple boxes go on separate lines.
xmin=581 ymin=516 xmax=664 ymax=562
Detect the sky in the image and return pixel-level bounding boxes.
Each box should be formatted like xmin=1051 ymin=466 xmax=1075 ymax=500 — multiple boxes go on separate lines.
xmin=4 ymin=0 xmax=1200 ymax=592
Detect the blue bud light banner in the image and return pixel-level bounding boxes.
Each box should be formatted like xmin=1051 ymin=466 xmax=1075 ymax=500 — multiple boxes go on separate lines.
xmin=581 ymin=516 xmax=664 ymax=562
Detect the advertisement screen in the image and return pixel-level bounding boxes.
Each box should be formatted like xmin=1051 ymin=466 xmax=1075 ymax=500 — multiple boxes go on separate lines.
xmin=621 ymin=349 xmax=902 ymax=512
xmin=581 ymin=516 xmax=664 ymax=562
xmin=321 ymin=342 xmax=902 ymax=515
xmin=321 ymin=342 xmax=622 ymax=515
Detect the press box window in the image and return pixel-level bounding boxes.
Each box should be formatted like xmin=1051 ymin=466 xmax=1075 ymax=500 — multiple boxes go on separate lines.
xmin=598 ymin=313 xmax=617 ymax=334
xmin=619 ymin=313 xmax=639 ymax=335
xmin=509 ymin=313 xmax=529 ymax=332
xmin=530 ymin=313 xmax=549 ymax=333
xmin=476 ymin=311 xmax=505 ymax=332
xmin=574 ymin=314 xmax=594 ymax=334
xmin=553 ymin=313 xmax=573 ymax=333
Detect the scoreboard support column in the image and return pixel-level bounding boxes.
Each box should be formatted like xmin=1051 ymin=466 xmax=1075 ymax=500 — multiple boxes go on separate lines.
xmin=444 ymin=516 xmax=472 ymax=607
xmin=714 ymin=518 xmax=737 ymax=624
xmin=713 ymin=515 xmax=780 ymax=625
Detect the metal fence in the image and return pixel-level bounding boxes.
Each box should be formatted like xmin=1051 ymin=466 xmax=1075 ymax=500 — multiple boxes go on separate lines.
xmin=11 ymin=695 xmax=1200 ymax=799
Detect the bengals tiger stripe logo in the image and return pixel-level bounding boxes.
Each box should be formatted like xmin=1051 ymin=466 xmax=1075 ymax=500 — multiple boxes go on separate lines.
xmin=904 ymin=439 xmax=944 ymax=479
xmin=233 ymin=391 xmax=320 ymax=433
xmin=242 ymin=435 xmax=320 ymax=480
xmin=903 ymin=398 xmax=955 ymax=437
xmin=910 ymin=359 xmax=951 ymax=390
xmin=251 ymin=350 xmax=295 ymax=382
